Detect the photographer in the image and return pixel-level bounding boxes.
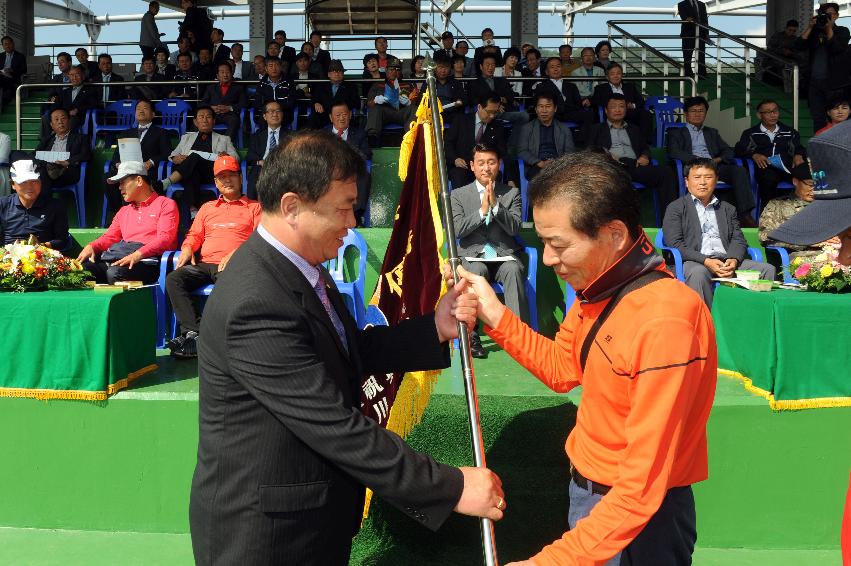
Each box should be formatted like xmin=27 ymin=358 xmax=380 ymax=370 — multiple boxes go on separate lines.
xmin=796 ymin=2 xmax=850 ymax=131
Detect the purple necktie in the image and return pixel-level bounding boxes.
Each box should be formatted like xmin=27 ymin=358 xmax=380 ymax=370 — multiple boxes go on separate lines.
xmin=314 ymin=272 xmax=348 ymax=352
xmin=476 ymin=122 xmax=485 ymax=143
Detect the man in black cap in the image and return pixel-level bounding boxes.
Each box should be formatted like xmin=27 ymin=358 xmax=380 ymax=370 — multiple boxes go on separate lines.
xmin=769 ymin=121 xmax=851 ymax=267
xmin=434 ymin=31 xmax=456 ymax=60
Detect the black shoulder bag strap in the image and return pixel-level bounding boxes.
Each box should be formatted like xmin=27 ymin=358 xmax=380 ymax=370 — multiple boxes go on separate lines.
xmin=579 ymin=270 xmax=669 ymax=372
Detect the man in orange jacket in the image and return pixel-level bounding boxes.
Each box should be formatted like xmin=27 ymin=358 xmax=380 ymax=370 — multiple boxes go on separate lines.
xmin=457 ymin=151 xmax=718 ymax=565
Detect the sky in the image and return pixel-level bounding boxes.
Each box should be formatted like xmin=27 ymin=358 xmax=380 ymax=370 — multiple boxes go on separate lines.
xmin=33 ymin=0 xmax=839 ymax=71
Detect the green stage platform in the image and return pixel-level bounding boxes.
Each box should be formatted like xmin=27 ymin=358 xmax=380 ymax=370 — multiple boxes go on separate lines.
xmin=1 ymin=339 xmax=848 ymax=565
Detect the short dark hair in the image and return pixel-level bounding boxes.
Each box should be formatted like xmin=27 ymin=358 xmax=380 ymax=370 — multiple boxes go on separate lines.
xmin=606 ymin=93 xmax=627 ymax=106
xmin=456 ymin=40 xmax=469 ymax=49
xmin=478 ymin=93 xmax=501 ymax=107
xmin=1 ymin=36 xmax=13 ymax=44
xmin=135 ymin=98 xmax=154 ymax=112
xmin=480 ymin=53 xmax=499 ymax=67
xmin=756 ymin=98 xmax=779 ymax=112
xmin=363 ymin=53 xmax=378 ymax=66
xmin=275 ymin=29 xmax=286 ymax=38
xmin=141 ymin=56 xmax=155 ymax=65
xmin=684 ymin=158 xmax=718 ymax=177
xmin=57 ymin=52 xmax=71 ymax=62
xmin=264 ymin=99 xmax=282 ymax=112
xmin=451 ymin=54 xmax=466 ymax=65
xmin=503 ymin=47 xmax=521 ymax=61
xmin=529 ymin=151 xmax=641 ymax=240
xmin=217 ymin=60 xmax=233 ymax=72
xmin=607 ymin=62 xmax=623 ymax=73
xmin=410 ymin=55 xmax=425 ymax=73
xmin=684 ymin=96 xmax=709 ymax=111
xmin=49 ymin=107 xmax=70 ymax=119
xmin=212 ymin=27 xmax=224 ymax=37
xmin=177 ymin=52 xmax=193 ymax=62
xmin=595 ymin=40 xmax=612 ymax=55
xmin=257 ymin=130 xmax=365 ymax=213
xmin=374 ymin=36 xmax=387 ymax=46
xmin=75 ymin=47 xmax=88 ymax=56
xmin=433 ymin=55 xmax=451 ymax=67
xmin=300 ymin=42 xmax=312 ymax=52
xmin=310 ymin=30 xmax=322 ymax=39
xmin=581 ymin=46 xmax=595 ymax=56
xmin=265 ymin=56 xmax=281 ymax=66
xmin=820 ymin=3 xmax=840 ymax=13
xmin=98 ymin=53 xmax=113 ymax=63
xmin=481 ymin=27 xmax=494 ymax=35
xmin=330 ymin=100 xmax=351 ymax=113
xmin=826 ymin=93 xmax=850 ymax=113
xmin=154 ymin=46 xmax=169 ymax=56
xmin=535 ymin=92 xmax=557 ymax=107
xmin=472 ymin=143 xmax=500 ymax=160
xmin=786 ymin=19 xmax=799 ymax=28
xmin=231 ymin=42 xmax=243 ymax=50
xmin=195 ymin=105 xmax=215 ymax=119
xmin=267 ymin=40 xmax=279 ymax=49
xmin=559 ymin=44 xmax=573 ymax=53
xmin=544 ymin=56 xmax=561 ymax=69
xmin=296 ymin=51 xmax=311 ymax=62
xmin=149 ymin=1 xmax=159 ymax=7
xmin=526 ymin=48 xmax=541 ymax=59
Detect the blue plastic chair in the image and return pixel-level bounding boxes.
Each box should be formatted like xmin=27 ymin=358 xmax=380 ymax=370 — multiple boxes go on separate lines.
xmin=324 ymin=228 xmax=368 ymax=328
xmin=632 ymin=158 xmax=662 ymax=227
xmin=155 ymin=251 xmax=176 ymax=348
xmin=53 ymin=162 xmax=87 ymax=228
xmin=361 ymin=160 xmax=373 ymax=227
xmin=764 ymin=246 xmax=797 ymax=284
xmin=672 ymin=158 xmax=741 ymax=197
xmin=212 ymin=108 xmax=245 ymax=149
xmin=742 ymin=157 xmax=795 ymax=220
xmin=488 ymin=235 xmax=539 ymax=331
xmin=655 ymin=229 xmax=763 ymax=283
xmin=644 ymin=96 xmax=685 ymax=148
xmin=249 ymin=107 xmax=259 ymax=134
xmin=518 ymin=160 xmax=530 ymax=222
xmin=155 ymin=99 xmax=191 ymax=137
xmin=91 ymin=99 xmax=138 ymax=149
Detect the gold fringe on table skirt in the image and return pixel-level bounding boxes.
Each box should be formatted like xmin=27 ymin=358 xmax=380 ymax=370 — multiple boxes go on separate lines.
xmin=719 ymin=368 xmax=851 ymax=411
xmin=0 ymin=364 xmax=158 ymax=401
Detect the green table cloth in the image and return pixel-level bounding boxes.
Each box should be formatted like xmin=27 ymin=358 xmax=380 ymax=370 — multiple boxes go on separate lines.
xmin=712 ymin=285 xmax=851 ymax=410
xmin=0 ymin=289 xmax=157 ymax=400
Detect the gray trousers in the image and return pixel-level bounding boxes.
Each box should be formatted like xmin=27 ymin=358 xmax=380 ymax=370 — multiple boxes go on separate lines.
xmin=461 ymin=258 xmax=529 ymax=324
xmin=365 ymin=104 xmax=416 ymax=136
xmin=684 ymin=258 xmax=775 ymax=308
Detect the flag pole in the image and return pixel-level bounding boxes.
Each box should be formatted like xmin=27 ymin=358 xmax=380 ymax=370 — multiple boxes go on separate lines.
xmin=424 ymin=66 xmax=499 ymax=566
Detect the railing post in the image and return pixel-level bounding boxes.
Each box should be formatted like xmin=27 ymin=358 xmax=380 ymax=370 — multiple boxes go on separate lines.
xmin=744 ymin=46 xmax=751 ymax=120
xmin=792 ymin=64 xmax=799 ymax=131
xmin=641 ymin=47 xmax=647 ymax=92
xmin=716 ymin=37 xmax=722 ymax=100
xmin=663 ymin=62 xmax=669 ymax=97
xmin=15 ymin=85 xmax=21 ymax=151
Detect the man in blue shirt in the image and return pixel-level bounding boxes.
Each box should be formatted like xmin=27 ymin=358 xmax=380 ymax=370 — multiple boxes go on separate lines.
xmin=0 ymin=160 xmax=69 ymax=249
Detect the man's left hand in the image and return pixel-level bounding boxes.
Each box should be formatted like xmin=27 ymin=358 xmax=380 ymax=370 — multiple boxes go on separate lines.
xmin=636 ymin=155 xmax=650 ymax=167
xmin=434 ymin=267 xmax=479 ymax=342
xmin=218 ymin=250 xmax=235 ymax=272
xmin=112 ymin=250 xmax=143 ymax=269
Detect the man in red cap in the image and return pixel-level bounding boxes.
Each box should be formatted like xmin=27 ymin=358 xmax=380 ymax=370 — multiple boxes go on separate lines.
xmin=165 ymin=154 xmax=261 ymax=358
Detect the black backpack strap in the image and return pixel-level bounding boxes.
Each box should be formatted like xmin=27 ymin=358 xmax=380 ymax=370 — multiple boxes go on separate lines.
xmin=579 ymin=270 xmax=669 ymax=372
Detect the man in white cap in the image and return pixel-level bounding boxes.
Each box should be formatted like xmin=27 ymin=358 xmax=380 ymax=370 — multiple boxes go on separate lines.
xmin=0 ymin=160 xmax=69 ymax=249
xmin=77 ymin=162 xmax=178 ymax=284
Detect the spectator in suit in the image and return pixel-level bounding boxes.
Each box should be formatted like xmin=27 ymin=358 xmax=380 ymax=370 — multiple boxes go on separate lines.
xmin=291 ymin=51 xmax=320 ymax=98
xmin=327 ymin=101 xmax=372 ymax=225
xmin=140 ymin=1 xmax=167 ymax=60
xmin=311 ymin=59 xmax=361 ymax=129
xmin=473 ymin=27 xmax=503 ymax=76
xmin=52 ymin=52 xmax=72 ymax=86
xmin=168 ymin=52 xmax=199 ymax=101
xmin=433 ymin=31 xmax=456 ymax=60
xmin=169 ymin=36 xmax=197 ymax=66
xmin=444 ymin=94 xmax=507 ymax=188
xmin=494 ymin=47 xmax=523 ymax=97
xmin=201 ymin=61 xmax=247 ymax=145
xmin=678 ymin=0 xmax=709 ymax=79
xmin=274 ymin=30 xmax=297 ymax=69
xmin=93 ymin=54 xmax=126 ymax=105
xmin=104 ymin=99 xmax=172 ymax=216
xmin=559 ymin=44 xmax=581 ymax=76
xmin=587 ymin=94 xmax=678 ymax=218
xmin=594 ymin=40 xmax=614 ymax=71
xmin=192 ymin=47 xmax=216 ymax=81
xmin=374 ymin=36 xmax=396 ymax=72
xmin=309 ymin=30 xmax=332 ymax=76
xmin=155 ymin=47 xmax=176 ymax=80
xmin=734 ymin=99 xmax=806 ymax=208
xmin=364 ymin=58 xmax=417 ymax=147
xmin=34 ymin=108 xmax=92 ymax=193
xmin=432 ymin=56 xmax=467 ymax=126
xmin=361 ymin=53 xmax=384 ymax=98
xmin=229 ymin=42 xmax=253 ymax=80
xmin=246 ymin=100 xmax=285 ymax=200
xmin=179 ymin=0 xmax=213 ymax=54
xmin=210 ymin=28 xmax=231 ymax=65
xmin=251 ymin=55 xmax=266 ymax=81
xmin=451 ymin=143 xmax=526 ymax=358
xmin=74 ymin=48 xmax=100 ymax=82
xmin=298 ymin=42 xmax=325 ymax=78
xmin=455 ymin=40 xmax=474 ymax=77
xmin=43 ymin=66 xmax=97 ymax=137
xmin=78 ymin=161 xmax=178 ymax=284
xmin=517 ymin=93 xmax=576 ymax=180
xmin=0 ymin=36 xmax=26 ymax=104
xmin=518 ymin=43 xmax=534 ymax=69
xmin=1 ymin=160 xmax=69 ymax=249
xmin=166 ymin=154 xmax=261 ymax=358
xmin=571 ymin=47 xmax=605 ymax=102
xmin=761 ymin=19 xmax=799 ymax=87
xmin=161 ymin=106 xmax=239 ymax=217
xmin=532 ymin=57 xmax=594 ymax=144
xmin=592 ymin=63 xmax=654 ymax=144
xmin=662 ymin=158 xmax=775 ymax=307
xmin=469 ymin=53 xmax=529 ymax=142
xmin=667 ymin=96 xmax=756 ymax=226
xmin=520 ymin=48 xmax=543 ymax=95
xmin=254 ymin=57 xmax=295 ymax=130
xmin=132 ymin=56 xmax=166 ymax=101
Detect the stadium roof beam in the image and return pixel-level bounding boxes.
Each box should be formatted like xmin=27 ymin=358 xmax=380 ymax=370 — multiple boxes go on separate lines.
xmin=705 ymin=0 xmax=765 ymax=14
xmin=34 ymin=0 xmax=101 ymax=42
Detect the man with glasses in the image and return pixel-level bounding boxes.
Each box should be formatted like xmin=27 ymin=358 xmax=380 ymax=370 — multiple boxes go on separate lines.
xmin=735 ymin=99 xmax=806 ymax=209
xmin=310 ymin=59 xmax=360 ymax=129
xmin=668 ymin=96 xmax=756 ymax=226
xmin=246 ymin=100 xmax=284 ymax=199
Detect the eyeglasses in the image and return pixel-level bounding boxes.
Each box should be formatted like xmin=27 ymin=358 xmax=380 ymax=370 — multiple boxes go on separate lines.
xmin=686 ymin=108 xmax=707 ymax=114
xmin=758 ymin=108 xmax=780 ymax=115
xmin=264 ymin=109 xmax=282 ymax=115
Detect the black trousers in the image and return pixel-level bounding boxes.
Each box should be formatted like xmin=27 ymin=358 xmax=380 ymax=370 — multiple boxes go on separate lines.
xmin=808 ymin=79 xmax=845 ymax=133
xmin=558 ymin=108 xmax=594 ymax=146
xmin=355 ymin=172 xmax=371 ymax=224
xmin=166 ymin=262 xmax=219 ymax=335
xmin=627 ymin=163 xmax=678 ymax=223
xmin=717 ymin=162 xmax=755 ymax=215
xmin=83 ymin=259 xmax=160 ymax=285
xmin=140 ymin=46 xmax=156 ymax=60
xmin=753 ymin=165 xmax=792 ymax=211
xmin=174 ymin=153 xmax=215 ymax=209
xmin=682 ymin=34 xmax=707 ymax=79
xmin=620 ymin=486 xmax=696 ymax=564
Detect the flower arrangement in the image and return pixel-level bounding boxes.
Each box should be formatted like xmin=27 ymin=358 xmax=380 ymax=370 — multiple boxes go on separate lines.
xmin=790 ymin=244 xmax=851 ymax=293
xmin=0 ymin=240 xmax=91 ymax=292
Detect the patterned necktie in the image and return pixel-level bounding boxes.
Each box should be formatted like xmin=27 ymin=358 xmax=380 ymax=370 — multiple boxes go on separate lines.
xmin=482 ymin=190 xmax=497 ymax=259
xmin=337 ymin=128 xmax=344 ymax=138
xmin=103 ymin=75 xmax=109 ymax=103
xmin=138 ymin=125 xmax=148 ymax=142
xmin=475 ymin=122 xmax=485 ymax=143
xmin=314 ymin=272 xmax=348 ymax=352
xmin=268 ymin=130 xmax=277 ymax=152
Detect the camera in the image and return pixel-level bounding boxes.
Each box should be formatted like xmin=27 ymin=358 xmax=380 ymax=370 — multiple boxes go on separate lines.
xmin=816 ymin=9 xmax=831 ymax=28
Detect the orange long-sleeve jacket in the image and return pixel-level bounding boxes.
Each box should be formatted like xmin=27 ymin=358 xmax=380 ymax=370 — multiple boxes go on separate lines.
xmin=485 ymin=233 xmax=717 ymax=565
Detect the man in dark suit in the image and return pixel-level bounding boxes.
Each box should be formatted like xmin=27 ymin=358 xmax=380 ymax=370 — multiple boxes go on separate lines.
xmin=0 ymin=36 xmax=26 ymax=103
xmin=451 ymin=143 xmax=525 ymax=358
xmin=202 ymin=61 xmax=248 ymax=145
xmin=532 ymin=57 xmax=594 ymax=144
xmin=132 ymin=56 xmax=166 ymax=101
xmin=517 ymin=93 xmax=576 ymax=180
xmin=587 ymin=94 xmax=677 ymax=217
xmin=192 ymin=47 xmax=216 ymax=81
xmin=274 ymin=30 xmax=298 ymax=69
xmin=309 ymin=30 xmax=332 ymax=76
xmin=473 ymin=27 xmax=503 ymax=76
xmin=444 ymin=94 xmax=507 ymax=189
xmin=591 ymin=63 xmax=654 ymax=144
xmin=433 ymin=31 xmax=456 ymax=60
xmin=179 ymin=0 xmax=213 ymax=53
xmin=662 ymin=158 xmax=774 ymax=307
xmin=104 ymin=99 xmax=172 ymax=216
xmin=210 ymin=28 xmax=232 ymax=65
xmin=51 ymin=52 xmax=73 ymax=89
xmin=678 ymin=0 xmax=709 ymax=78
xmin=189 ymin=129 xmax=505 ymax=566
xmin=310 ymin=59 xmax=361 ymax=129
xmin=34 ymin=107 xmax=92 ymax=193
xmin=245 ymin=100 xmax=285 ymax=200
xmin=43 ymin=66 xmax=97 ymax=137
xmin=168 ymin=52 xmax=200 ymax=102
xmin=74 ymin=48 xmax=100 ymax=82
xmin=667 ymin=96 xmax=756 ymax=225
xmin=326 ymin=101 xmax=372 ymax=225
xmin=229 ymin=42 xmax=254 ymax=80
xmin=93 ymin=54 xmax=127 ymax=105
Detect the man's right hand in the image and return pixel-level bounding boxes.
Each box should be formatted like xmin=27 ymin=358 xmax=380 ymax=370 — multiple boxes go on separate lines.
xmin=454 ymin=158 xmax=468 ymax=169
xmin=704 ymin=257 xmax=728 ymax=277
xmin=77 ymin=244 xmax=95 ymax=263
xmin=172 ymin=154 xmax=187 ymax=165
xmin=752 ymin=154 xmax=769 ymax=169
xmin=456 ymin=265 xmax=506 ymax=329
xmin=454 ymin=466 xmax=505 ymax=521
xmin=175 ymin=246 xmax=196 ymax=268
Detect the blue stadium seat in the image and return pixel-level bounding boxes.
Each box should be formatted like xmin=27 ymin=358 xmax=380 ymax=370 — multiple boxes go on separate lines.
xmin=53 ymin=162 xmax=87 ymax=228
xmin=155 ymin=99 xmax=191 ymax=137
xmin=488 ymin=235 xmax=539 ymax=331
xmin=644 ymin=96 xmax=685 ymax=148
xmin=656 ymin=228 xmax=764 ymax=283
xmin=324 ymin=228 xmax=368 ymax=328
xmin=91 ymin=99 xmax=138 ymax=149
xmin=741 ymin=157 xmax=795 ymax=219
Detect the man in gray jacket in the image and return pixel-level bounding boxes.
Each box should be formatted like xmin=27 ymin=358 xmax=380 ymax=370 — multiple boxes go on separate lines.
xmin=451 ymin=143 xmax=526 ymax=357
xmin=140 ymin=1 xmax=167 ymax=60
xmin=517 ymin=93 xmax=576 ymax=180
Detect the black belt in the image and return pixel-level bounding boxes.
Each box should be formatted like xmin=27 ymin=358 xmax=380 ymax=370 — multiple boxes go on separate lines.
xmin=571 ymin=465 xmax=611 ymax=496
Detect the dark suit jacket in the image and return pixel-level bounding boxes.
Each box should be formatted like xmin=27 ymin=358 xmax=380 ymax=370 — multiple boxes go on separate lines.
xmin=326 ymin=125 xmax=372 ymax=161
xmin=35 ymin=132 xmax=92 ymax=179
xmin=311 ymin=81 xmax=361 ymax=112
xmin=180 ymin=6 xmax=213 ymax=52
xmin=517 ymin=120 xmax=576 ymax=166
xmin=280 ymin=45 xmax=298 ymax=68
xmin=189 ymin=232 xmax=463 ymax=565
xmin=591 ymin=81 xmax=645 ymax=109
xmin=532 ymin=79 xmax=584 ymax=113
xmin=0 ymin=50 xmax=26 ymax=83
xmin=662 ymin=194 xmax=748 ymax=263
xmin=211 ymin=43 xmax=232 ymax=65
xmin=52 ymin=85 xmax=98 ymax=116
xmin=202 ymin=82 xmax=248 ymax=112
xmin=245 ymin=127 xmax=283 ymax=164
xmin=91 ymin=72 xmax=127 ymax=103
xmin=794 ymin=25 xmax=851 ymax=87
xmin=473 ymin=45 xmax=503 ymax=75
xmin=444 ymin=112 xmax=507 ymax=166
xmin=109 ymin=125 xmax=171 ymax=168
xmin=132 ymin=73 xmax=166 ymax=100
xmin=314 ymin=49 xmax=332 ymax=75
xmin=666 ymin=125 xmax=734 ymax=163
xmin=678 ymin=0 xmax=709 ymax=40
xmin=468 ymin=76 xmax=516 ymax=110
xmin=156 ymin=63 xmax=177 ymax=81
xmin=586 ymin=121 xmax=650 ymax=159
xmin=452 ymin=181 xmax=522 ymax=258
xmin=79 ymin=61 xmax=100 ymax=82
